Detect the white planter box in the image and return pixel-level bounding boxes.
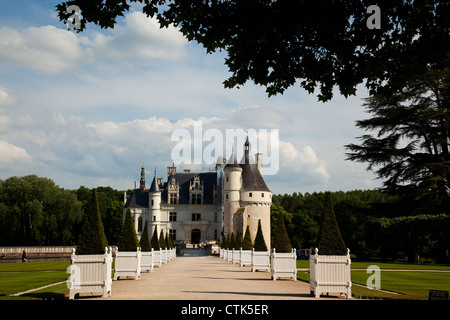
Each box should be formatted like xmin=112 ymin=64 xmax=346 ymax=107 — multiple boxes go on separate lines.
xmin=114 ymin=248 xmax=141 ymax=280
xmin=223 ymin=249 xmax=228 ymax=260
xmin=227 ymin=249 xmax=233 ymax=262
xmin=68 ymin=247 xmax=113 ymax=299
xmin=153 ymin=249 xmax=162 ymax=267
xmin=232 ymin=249 xmax=241 ymax=264
xmin=161 ymin=248 xmax=167 ymax=264
xmin=309 ymin=248 xmax=352 ymax=298
xmin=220 ymin=248 xmax=224 ymax=258
xmin=271 ymin=248 xmax=297 ymax=281
xmin=140 ymin=250 xmax=154 ymax=272
xmin=251 ymin=249 xmax=270 ymax=272
xmin=240 ymin=249 xmax=252 ymax=267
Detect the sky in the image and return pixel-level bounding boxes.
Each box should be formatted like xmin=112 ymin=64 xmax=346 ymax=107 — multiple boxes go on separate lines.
xmin=0 ymin=0 xmax=381 ymax=195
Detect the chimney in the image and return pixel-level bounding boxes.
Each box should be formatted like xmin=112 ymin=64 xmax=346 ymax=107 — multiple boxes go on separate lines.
xmin=167 ymin=163 xmax=177 ymax=176
xmin=256 ymin=153 xmax=262 ymax=174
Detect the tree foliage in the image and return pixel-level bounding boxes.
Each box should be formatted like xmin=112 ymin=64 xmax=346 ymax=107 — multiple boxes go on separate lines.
xmin=117 ymin=208 xmax=139 ymax=251
xmin=272 ymin=211 xmax=292 ymax=253
xmin=346 ymin=68 xmax=450 ymax=212
xmin=253 ymin=219 xmax=268 ymax=251
xmin=316 ymin=192 xmax=347 ymax=255
xmin=0 ymin=175 xmax=83 ymax=246
xmin=77 ymin=189 xmax=108 ymax=255
xmin=139 ymin=220 xmax=151 ymax=251
xmin=234 ymin=229 xmax=242 ymax=250
xmin=159 ymin=229 xmax=166 ymax=249
xmin=151 ymin=226 xmax=160 ymax=250
xmin=56 ymin=0 xmax=449 ymax=101
xmin=242 ymin=225 xmax=253 ymax=250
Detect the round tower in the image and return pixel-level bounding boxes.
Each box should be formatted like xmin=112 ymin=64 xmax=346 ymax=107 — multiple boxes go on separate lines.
xmin=148 ymin=168 xmax=161 ymax=236
xmin=239 ymin=138 xmax=272 ymax=249
xmin=223 ymin=148 xmax=242 ymax=238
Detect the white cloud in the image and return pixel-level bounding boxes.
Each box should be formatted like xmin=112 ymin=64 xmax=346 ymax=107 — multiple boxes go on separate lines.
xmin=279 ymin=141 xmax=330 ymax=181
xmin=85 ymin=11 xmax=187 ymax=62
xmin=0 ymin=12 xmax=187 ymax=75
xmin=0 ymin=140 xmax=32 ymax=168
xmin=0 ymin=86 xmax=17 ymax=106
xmin=0 ymin=26 xmax=85 ymax=74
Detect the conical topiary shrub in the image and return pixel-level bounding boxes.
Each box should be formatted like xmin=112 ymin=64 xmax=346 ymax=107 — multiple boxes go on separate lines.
xmin=159 ymin=229 xmax=166 ymax=249
xmin=221 ymin=233 xmax=228 ymax=249
xmin=273 ymin=211 xmax=292 ymax=253
xmin=229 ymin=232 xmax=235 ymax=250
xmin=117 ymin=208 xmax=139 ymax=251
xmin=139 ymin=220 xmax=151 ymax=252
xmin=151 ymin=227 xmax=160 ymax=250
xmin=316 ymin=191 xmax=347 ymax=255
xmin=242 ymin=225 xmax=253 ymax=250
xmin=253 ymin=219 xmax=268 ymax=251
xmin=77 ymin=189 xmax=108 ymax=255
xmin=165 ymin=232 xmax=170 ymax=249
xmin=235 ymin=229 xmax=242 ymax=249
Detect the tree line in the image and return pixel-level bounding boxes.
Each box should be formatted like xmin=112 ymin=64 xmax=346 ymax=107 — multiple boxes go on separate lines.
xmin=271 ymin=191 xmax=450 ymax=263
xmin=0 ymin=175 xmax=125 ymax=247
xmin=1 ymin=175 xmax=449 ymax=263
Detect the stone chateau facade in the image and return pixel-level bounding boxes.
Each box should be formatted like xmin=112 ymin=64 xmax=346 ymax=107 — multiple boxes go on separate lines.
xmin=124 ymin=138 xmax=272 ymax=247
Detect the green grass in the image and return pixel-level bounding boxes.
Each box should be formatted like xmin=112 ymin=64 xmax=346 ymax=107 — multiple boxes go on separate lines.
xmin=0 ymin=261 xmax=70 ymax=300
xmin=296 ymin=259 xmax=450 ymax=270
xmin=296 ymin=259 xmax=450 ymax=300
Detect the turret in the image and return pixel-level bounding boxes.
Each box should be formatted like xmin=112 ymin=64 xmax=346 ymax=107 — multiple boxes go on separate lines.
xmin=223 ymin=148 xmax=242 ymax=237
xmin=149 ymin=168 xmax=161 ymax=233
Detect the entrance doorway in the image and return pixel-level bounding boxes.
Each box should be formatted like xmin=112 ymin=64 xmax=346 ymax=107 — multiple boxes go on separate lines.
xmin=191 ymin=229 xmax=201 ymax=244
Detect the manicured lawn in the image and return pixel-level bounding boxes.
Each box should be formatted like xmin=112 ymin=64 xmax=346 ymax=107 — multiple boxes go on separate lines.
xmin=296 ymin=259 xmax=450 ymax=271
xmin=0 ymin=261 xmax=70 ymax=300
xmin=296 ymin=259 xmax=450 ymax=300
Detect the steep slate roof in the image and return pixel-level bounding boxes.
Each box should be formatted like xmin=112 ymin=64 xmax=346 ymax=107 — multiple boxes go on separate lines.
xmin=149 ymin=176 xmax=160 ymax=192
xmin=124 ymin=189 xmax=149 ymax=208
xmin=240 ymin=162 xmax=271 ymax=192
xmin=161 ymin=172 xmax=217 ymax=205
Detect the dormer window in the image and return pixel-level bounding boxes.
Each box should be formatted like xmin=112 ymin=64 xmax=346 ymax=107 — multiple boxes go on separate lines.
xmin=168 ymin=177 xmax=179 ymax=204
xmin=190 ymin=175 xmax=203 ymax=205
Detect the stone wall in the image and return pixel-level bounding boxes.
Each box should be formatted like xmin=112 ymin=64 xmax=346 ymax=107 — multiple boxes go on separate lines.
xmin=0 ymin=246 xmax=75 ymax=263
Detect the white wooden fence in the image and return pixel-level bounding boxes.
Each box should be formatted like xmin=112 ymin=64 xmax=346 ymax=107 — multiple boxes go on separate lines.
xmin=68 ymin=247 xmax=113 ymax=299
xmin=309 ymin=248 xmax=352 ymax=298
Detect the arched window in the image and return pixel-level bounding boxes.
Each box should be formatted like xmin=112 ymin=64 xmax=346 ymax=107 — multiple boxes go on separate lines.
xmin=138 ymin=216 xmax=143 ymax=232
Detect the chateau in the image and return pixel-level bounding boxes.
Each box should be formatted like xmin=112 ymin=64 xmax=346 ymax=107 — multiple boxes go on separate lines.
xmin=124 ymin=138 xmax=272 ymax=248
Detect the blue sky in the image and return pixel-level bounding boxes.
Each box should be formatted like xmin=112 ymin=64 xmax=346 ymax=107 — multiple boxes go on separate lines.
xmin=0 ymin=0 xmax=380 ymax=194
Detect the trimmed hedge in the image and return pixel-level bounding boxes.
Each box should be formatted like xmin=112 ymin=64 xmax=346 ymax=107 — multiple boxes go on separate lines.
xmin=117 ymin=208 xmax=139 ymax=251
xmin=316 ymin=191 xmax=347 ymax=255
xmin=253 ymin=219 xmax=268 ymax=251
xmin=76 ymin=189 xmax=108 ymax=255
xmin=273 ymin=211 xmax=292 ymax=253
